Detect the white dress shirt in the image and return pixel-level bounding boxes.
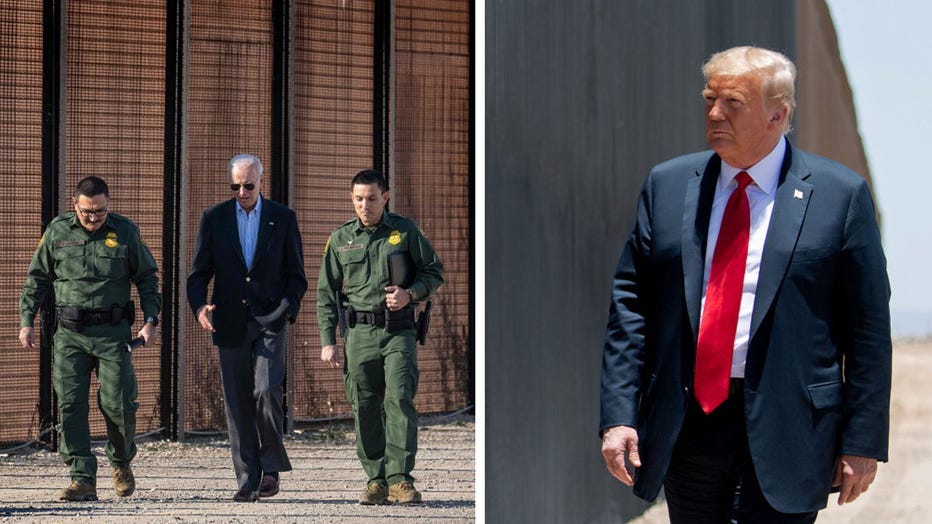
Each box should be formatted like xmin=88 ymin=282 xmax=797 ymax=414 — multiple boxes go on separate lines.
xmin=701 ymin=138 xmax=786 ymax=378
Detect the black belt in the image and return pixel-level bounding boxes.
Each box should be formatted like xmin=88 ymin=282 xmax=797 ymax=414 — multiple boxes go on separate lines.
xmin=56 ymin=302 xmax=134 ymax=331
xmin=355 ymin=311 xmax=385 ymax=327
xmin=729 ymin=378 xmax=744 ymax=396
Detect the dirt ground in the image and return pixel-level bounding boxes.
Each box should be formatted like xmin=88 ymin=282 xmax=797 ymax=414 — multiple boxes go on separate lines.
xmin=2 ymin=341 xmax=928 ymax=523
xmin=629 ymin=339 xmax=932 ymax=524
xmin=0 ymin=414 xmax=474 ymax=523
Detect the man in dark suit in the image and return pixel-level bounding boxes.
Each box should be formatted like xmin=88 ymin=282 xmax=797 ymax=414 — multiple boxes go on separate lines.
xmin=188 ymin=153 xmax=308 ymax=502
xmin=600 ymin=46 xmax=891 ymax=522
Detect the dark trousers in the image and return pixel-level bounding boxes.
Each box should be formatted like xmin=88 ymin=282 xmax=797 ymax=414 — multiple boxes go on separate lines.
xmin=664 ymin=384 xmax=818 ymax=524
xmin=218 ymin=320 xmax=292 ymax=491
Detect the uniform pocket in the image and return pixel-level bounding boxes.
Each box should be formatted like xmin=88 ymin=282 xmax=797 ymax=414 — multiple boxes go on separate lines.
xmin=52 ymin=245 xmax=87 ymax=279
xmin=337 ymin=246 xmax=368 ymax=288
xmin=94 ymin=244 xmax=129 ymax=280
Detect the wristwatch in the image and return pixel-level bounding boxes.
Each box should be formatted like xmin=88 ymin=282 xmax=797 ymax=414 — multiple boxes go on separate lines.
xmin=145 ymin=316 xmax=158 ymax=327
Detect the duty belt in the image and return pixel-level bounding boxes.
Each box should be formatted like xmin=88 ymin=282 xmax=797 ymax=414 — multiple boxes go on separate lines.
xmin=56 ymin=301 xmax=135 ymax=333
xmin=354 ymin=311 xmax=385 ymax=327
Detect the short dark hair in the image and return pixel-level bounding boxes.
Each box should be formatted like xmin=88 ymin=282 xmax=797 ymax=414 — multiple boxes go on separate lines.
xmin=75 ymin=176 xmax=110 ymax=199
xmin=351 ymin=169 xmax=387 ymax=192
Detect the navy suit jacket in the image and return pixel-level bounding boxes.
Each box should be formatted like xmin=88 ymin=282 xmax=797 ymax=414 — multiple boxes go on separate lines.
xmin=599 ymin=141 xmax=891 ymax=513
xmin=187 ymin=197 xmax=308 ymax=348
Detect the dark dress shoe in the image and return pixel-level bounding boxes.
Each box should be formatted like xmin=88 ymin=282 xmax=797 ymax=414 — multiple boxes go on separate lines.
xmin=258 ymin=474 xmax=280 ymax=498
xmin=233 ymin=488 xmax=258 ymax=502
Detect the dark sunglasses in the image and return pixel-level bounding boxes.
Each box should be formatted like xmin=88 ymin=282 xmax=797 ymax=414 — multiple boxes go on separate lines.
xmin=230 ymin=183 xmax=256 ymax=191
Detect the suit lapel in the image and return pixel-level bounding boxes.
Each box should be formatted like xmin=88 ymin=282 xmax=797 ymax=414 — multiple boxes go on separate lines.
xmin=749 ymin=146 xmax=812 ymax=341
xmin=682 ymin=157 xmax=720 ymax=341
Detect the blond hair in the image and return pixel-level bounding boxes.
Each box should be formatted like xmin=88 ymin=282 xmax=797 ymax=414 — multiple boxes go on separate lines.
xmin=702 ymin=46 xmax=796 ymax=133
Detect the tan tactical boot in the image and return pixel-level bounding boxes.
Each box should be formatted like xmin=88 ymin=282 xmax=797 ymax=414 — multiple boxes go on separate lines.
xmin=358 ymin=482 xmax=388 ymax=505
xmin=59 ymin=479 xmax=97 ymax=501
xmin=113 ymin=466 xmax=135 ymax=497
xmin=388 ymin=481 xmax=422 ymax=504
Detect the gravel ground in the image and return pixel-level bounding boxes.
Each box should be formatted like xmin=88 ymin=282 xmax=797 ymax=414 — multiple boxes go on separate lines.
xmin=629 ymin=339 xmax=932 ymax=524
xmin=0 ymin=414 xmax=474 ymax=523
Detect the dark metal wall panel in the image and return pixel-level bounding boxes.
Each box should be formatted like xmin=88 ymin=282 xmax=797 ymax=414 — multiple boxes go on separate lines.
xmin=794 ymin=0 xmax=874 ymax=196
xmin=486 ymin=1 xmax=795 ymax=521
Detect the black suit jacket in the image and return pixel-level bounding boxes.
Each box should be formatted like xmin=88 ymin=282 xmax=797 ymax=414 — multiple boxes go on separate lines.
xmin=600 ymin=141 xmax=891 ymax=513
xmin=187 ymin=197 xmax=308 ymax=348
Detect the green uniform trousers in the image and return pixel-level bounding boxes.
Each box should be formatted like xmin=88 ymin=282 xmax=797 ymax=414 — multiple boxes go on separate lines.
xmin=343 ymin=323 xmax=419 ymax=486
xmin=53 ymin=323 xmax=138 ymax=483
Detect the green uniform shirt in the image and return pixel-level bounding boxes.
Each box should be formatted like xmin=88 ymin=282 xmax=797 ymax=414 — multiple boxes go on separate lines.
xmin=317 ymin=212 xmax=444 ymax=346
xmin=20 ymin=211 xmax=161 ymax=327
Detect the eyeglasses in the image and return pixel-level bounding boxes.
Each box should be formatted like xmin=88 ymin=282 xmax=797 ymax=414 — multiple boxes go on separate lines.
xmin=77 ymin=207 xmax=108 ymax=217
xmin=230 ymin=183 xmax=256 ymax=192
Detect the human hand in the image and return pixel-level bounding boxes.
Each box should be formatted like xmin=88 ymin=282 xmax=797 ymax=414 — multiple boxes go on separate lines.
xmin=601 ymin=425 xmax=641 ymax=486
xmin=18 ymin=327 xmax=34 ymax=348
xmin=137 ymin=322 xmax=158 ymax=346
xmin=384 ymin=285 xmax=411 ymax=311
xmin=197 ymin=304 xmax=216 ymax=332
xmin=321 ymin=345 xmax=341 ymax=368
xmin=833 ymin=454 xmax=877 ymax=505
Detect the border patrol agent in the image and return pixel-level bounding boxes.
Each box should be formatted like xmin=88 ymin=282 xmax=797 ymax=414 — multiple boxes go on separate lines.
xmin=19 ymin=176 xmax=160 ymax=501
xmin=317 ymin=170 xmax=443 ymax=505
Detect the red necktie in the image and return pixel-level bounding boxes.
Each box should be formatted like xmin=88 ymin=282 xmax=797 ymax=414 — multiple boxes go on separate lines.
xmin=694 ymin=171 xmax=752 ymax=414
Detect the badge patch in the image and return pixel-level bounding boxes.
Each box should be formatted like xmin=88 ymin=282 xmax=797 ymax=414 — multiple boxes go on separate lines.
xmin=389 ymin=230 xmax=402 ymax=245
xmin=105 ymin=238 xmax=119 ymax=248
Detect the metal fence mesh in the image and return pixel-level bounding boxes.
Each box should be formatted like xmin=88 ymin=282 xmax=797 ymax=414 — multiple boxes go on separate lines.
xmin=0 ymin=0 xmax=471 ymax=446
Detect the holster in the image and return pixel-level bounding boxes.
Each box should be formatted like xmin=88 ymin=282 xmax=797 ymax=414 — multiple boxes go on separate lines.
xmin=415 ymin=300 xmax=433 ymax=345
xmin=384 ymin=304 xmax=416 ymax=333
xmin=344 ymin=304 xmax=357 ymax=329
xmin=57 ymin=306 xmax=86 ymax=333
xmin=336 ymin=292 xmax=348 ymax=338
xmin=111 ymin=301 xmax=135 ymax=325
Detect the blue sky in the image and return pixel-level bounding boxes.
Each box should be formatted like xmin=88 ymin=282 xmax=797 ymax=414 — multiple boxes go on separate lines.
xmin=825 ymin=0 xmax=932 ymax=335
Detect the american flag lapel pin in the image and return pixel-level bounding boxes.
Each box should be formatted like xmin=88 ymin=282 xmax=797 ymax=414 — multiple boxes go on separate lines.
xmin=793 ymin=189 xmax=804 ymax=200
